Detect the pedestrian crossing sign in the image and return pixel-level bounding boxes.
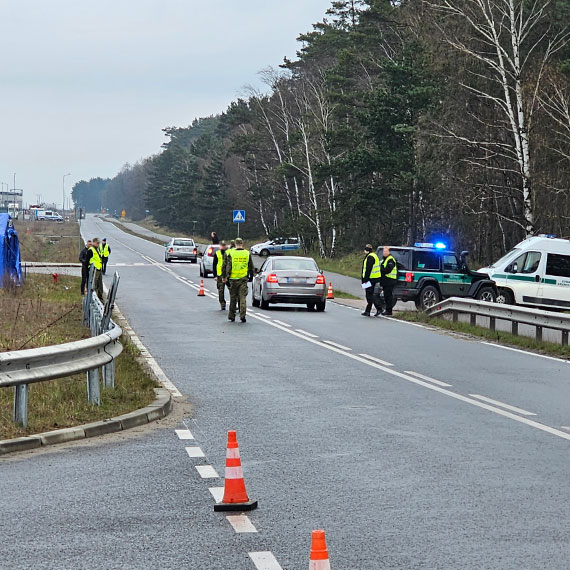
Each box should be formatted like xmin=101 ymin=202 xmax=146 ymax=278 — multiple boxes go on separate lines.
xmin=233 ymin=210 xmax=246 ymax=223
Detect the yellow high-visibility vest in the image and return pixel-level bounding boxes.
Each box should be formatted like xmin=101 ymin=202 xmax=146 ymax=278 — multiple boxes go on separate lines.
xmin=382 ymin=255 xmax=397 ymax=279
xmin=99 ymin=244 xmax=110 ymax=258
xmin=363 ymin=253 xmax=381 ymax=279
xmin=215 ymin=249 xmax=225 ymax=276
xmin=229 ymin=249 xmax=250 ymax=279
xmin=89 ymin=246 xmax=102 ymax=270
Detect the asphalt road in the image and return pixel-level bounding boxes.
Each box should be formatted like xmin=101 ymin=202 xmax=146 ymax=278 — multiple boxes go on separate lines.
xmin=3 ymin=215 xmax=570 ymax=569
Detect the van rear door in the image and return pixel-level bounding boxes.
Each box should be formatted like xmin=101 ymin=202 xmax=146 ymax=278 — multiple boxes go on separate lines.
xmin=537 ymin=253 xmax=570 ymax=309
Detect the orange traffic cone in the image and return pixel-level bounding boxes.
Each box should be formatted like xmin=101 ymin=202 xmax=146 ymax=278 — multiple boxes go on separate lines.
xmin=327 ymin=282 xmax=334 ymax=299
xmin=214 ymin=430 xmax=258 ymax=512
xmin=309 ymin=530 xmax=331 ymax=569
xmin=197 ymin=279 xmax=205 ymax=296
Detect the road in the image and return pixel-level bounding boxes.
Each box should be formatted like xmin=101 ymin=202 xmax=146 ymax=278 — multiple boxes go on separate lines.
xmin=2 ymin=214 xmax=570 ymax=569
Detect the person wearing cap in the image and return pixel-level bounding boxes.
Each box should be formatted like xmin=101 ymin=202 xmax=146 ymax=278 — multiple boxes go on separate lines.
xmin=380 ymin=246 xmax=397 ymax=316
xmin=222 ymin=238 xmax=254 ymax=323
xmin=79 ymin=239 xmax=92 ymax=295
xmin=88 ymin=237 xmax=104 ymax=301
xmin=99 ymin=238 xmax=111 ymax=275
xmin=361 ymin=244 xmax=382 ymax=317
xmin=213 ymin=240 xmax=229 ymax=310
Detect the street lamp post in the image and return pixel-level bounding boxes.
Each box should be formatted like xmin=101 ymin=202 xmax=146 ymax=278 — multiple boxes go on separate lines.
xmin=62 ymin=173 xmax=71 ymax=215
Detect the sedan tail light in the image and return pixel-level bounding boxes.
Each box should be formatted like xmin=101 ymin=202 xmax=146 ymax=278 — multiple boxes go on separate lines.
xmin=207 ymin=247 xmax=213 ymax=256
xmin=266 ymin=274 xmax=279 ymax=283
xmin=193 ymin=248 xmax=198 ymax=255
xmin=316 ymin=274 xmax=325 ymax=284
xmin=405 ymin=272 xmax=414 ymax=283
xmin=168 ymin=248 xmax=174 ymax=253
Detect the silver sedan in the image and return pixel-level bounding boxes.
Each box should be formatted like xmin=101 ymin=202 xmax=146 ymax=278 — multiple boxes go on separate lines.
xmin=252 ymin=256 xmax=327 ymax=311
xmin=164 ymin=238 xmax=198 ymax=263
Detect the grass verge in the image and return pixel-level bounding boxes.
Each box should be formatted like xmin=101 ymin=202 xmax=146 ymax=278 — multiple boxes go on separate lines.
xmin=0 ymin=275 xmax=158 ymax=439
xmin=334 ymin=290 xmax=361 ymax=300
xmin=15 ymin=220 xmax=81 ymax=263
xmin=395 ymin=310 xmax=570 ymax=359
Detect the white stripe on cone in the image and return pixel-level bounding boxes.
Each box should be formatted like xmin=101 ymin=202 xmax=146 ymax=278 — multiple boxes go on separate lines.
xmin=225 ymin=466 xmax=244 ymax=479
xmin=226 ymin=448 xmax=241 ymax=459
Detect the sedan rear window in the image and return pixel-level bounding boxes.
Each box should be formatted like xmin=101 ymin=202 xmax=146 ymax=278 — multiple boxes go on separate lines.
xmin=173 ymin=239 xmax=195 ymax=246
xmin=272 ymin=259 xmax=317 ymax=271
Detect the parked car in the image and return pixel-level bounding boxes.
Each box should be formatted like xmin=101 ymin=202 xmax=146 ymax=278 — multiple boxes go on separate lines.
xmin=250 ymin=237 xmax=300 ymax=257
xmin=478 ymin=235 xmax=570 ymax=309
xmin=387 ymin=242 xmax=497 ymax=311
xmin=164 ymin=238 xmax=198 ymax=263
xmin=200 ymin=244 xmax=221 ymax=277
xmin=252 ymin=256 xmax=327 ymax=311
xmin=37 ymin=210 xmax=63 ymax=222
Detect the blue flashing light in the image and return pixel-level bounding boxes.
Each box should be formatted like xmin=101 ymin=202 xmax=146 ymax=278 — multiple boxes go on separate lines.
xmin=435 ymin=242 xmax=447 ymax=250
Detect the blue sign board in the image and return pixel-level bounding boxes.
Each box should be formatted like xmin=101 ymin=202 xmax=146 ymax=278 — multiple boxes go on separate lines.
xmin=233 ymin=210 xmax=246 ymax=224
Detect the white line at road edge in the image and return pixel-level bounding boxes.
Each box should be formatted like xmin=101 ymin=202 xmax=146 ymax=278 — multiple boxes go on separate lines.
xmin=209 ymin=487 xmax=224 ymax=503
xmin=175 ymin=429 xmax=194 ymax=440
xmin=404 ymin=370 xmax=452 ymax=387
xmin=482 ymin=342 xmax=570 ymax=364
xmin=469 ymin=394 xmax=536 ymax=416
xmin=272 ymin=320 xmax=291 ymax=328
xmin=359 ymin=354 xmax=394 ymax=367
xmin=248 ymin=314 xmax=570 ymax=443
xmin=249 ymin=552 xmax=284 ymax=570
xmin=323 ymin=340 xmax=352 ymax=351
xmin=195 ymin=465 xmax=220 ymax=479
xmin=185 ymin=446 xmax=205 ymax=458
xmin=227 ymin=515 xmax=258 ymax=533
xmin=295 ymin=329 xmax=319 ymax=338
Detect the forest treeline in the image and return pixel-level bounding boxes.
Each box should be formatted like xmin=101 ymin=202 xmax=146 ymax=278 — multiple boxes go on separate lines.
xmin=72 ymin=0 xmax=570 ymax=263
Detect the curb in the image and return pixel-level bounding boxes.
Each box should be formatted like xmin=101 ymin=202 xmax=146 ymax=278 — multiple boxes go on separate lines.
xmin=0 ymin=387 xmax=172 ymax=457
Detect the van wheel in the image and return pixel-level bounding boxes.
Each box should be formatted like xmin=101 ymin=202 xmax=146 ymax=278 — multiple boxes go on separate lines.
xmin=477 ymin=287 xmax=497 ymax=303
xmin=416 ymin=285 xmax=440 ymax=311
xmin=496 ymin=289 xmax=514 ymax=305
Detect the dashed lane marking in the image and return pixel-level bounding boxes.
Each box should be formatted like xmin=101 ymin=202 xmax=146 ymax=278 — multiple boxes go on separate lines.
xmin=295 ymin=329 xmax=319 ymax=338
xmin=227 ymin=515 xmax=258 ymax=533
xmin=195 ymin=465 xmax=220 ymax=479
xmin=469 ymin=394 xmax=536 ymax=416
xmin=272 ymin=320 xmax=291 ymax=328
xmin=248 ymin=314 xmax=570 ymax=443
xmin=209 ymin=487 xmax=224 ymax=503
xmin=255 ymin=313 xmax=271 ymax=319
xmin=359 ymin=354 xmax=394 ymax=367
xmin=248 ymin=552 xmax=284 ymax=570
xmin=323 ymin=340 xmax=352 ymax=351
xmin=404 ymin=370 xmax=452 ymax=387
xmin=175 ymin=429 xmax=194 ymax=440
xmin=185 ymin=446 xmax=205 ymax=458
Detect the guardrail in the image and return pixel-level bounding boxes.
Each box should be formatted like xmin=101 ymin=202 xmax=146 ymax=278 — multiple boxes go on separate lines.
xmin=0 ymin=269 xmax=123 ymax=427
xmin=427 ymin=298 xmax=570 ymax=345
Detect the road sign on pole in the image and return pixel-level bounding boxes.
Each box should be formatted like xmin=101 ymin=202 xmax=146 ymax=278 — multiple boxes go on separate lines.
xmin=233 ymin=210 xmax=245 ymax=237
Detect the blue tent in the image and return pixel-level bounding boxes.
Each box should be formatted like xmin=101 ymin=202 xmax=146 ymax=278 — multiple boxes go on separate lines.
xmin=0 ymin=214 xmax=22 ymax=287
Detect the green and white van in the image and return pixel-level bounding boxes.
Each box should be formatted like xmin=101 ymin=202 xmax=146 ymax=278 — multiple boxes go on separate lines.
xmin=479 ymin=236 xmax=570 ymax=309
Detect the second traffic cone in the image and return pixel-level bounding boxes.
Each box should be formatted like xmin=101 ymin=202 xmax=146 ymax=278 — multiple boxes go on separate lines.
xmin=214 ymin=430 xmax=258 ymax=512
xmin=327 ymin=282 xmax=334 ymax=299
xmin=197 ymin=279 xmax=205 ymax=296
xmin=309 ymin=530 xmax=331 ymax=570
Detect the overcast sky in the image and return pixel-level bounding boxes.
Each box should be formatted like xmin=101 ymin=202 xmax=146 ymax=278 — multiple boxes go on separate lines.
xmin=0 ymin=0 xmax=332 ymax=208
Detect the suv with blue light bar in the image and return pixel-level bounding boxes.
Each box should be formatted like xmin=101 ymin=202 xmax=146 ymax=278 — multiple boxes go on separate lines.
xmin=379 ymin=243 xmax=498 ymax=311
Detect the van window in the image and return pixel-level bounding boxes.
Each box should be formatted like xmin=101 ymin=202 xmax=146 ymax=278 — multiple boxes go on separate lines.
xmin=508 ymin=251 xmax=541 ymax=274
xmin=414 ymin=251 xmax=440 ymax=271
xmin=546 ymin=254 xmax=570 ymax=278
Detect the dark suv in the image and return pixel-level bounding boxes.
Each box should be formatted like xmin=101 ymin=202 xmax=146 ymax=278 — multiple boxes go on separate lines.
xmin=380 ymin=244 xmax=497 ymax=311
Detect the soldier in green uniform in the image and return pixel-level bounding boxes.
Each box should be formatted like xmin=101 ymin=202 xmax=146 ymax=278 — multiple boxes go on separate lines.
xmin=223 ymin=238 xmax=254 ymax=323
xmin=213 ymin=241 xmax=229 ymax=310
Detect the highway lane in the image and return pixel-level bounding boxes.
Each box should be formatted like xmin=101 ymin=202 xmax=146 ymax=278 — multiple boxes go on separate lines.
xmin=2 ymin=214 xmax=570 ymax=569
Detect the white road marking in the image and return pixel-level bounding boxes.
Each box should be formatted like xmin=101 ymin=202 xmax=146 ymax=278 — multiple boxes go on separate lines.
xmin=209 ymin=487 xmax=224 ymax=503
xmin=384 ymin=317 xmax=426 ymax=328
xmin=359 ymin=354 xmax=394 ymax=367
xmin=295 ymin=329 xmax=319 ymax=338
xmin=175 ymin=429 xmax=194 ymax=440
xmin=469 ymin=394 xmax=536 ymax=416
xmin=248 ymin=314 xmax=570 ymax=443
xmin=226 ymin=515 xmax=258 ymax=533
xmin=561 ymin=426 xmax=570 ymax=431
xmin=272 ymin=320 xmax=291 ymax=328
xmin=185 ymin=446 xmax=205 ymax=458
xmin=482 ymin=342 xmax=570 ymax=364
xmin=255 ymin=313 xmax=271 ymax=319
xmin=196 ymin=465 xmax=220 ymax=479
xmin=323 ymin=340 xmax=352 ymax=351
xmin=404 ymin=370 xmax=452 ymax=387
xmin=249 ymin=552 xmax=284 ymax=570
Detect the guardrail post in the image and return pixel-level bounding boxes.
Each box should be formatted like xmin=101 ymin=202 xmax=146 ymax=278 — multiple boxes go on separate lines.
xmin=470 ymin=314 xmax=476 ymax=327
xmin=563 ymin=331 xmax=569 ymax=346
xmin=102 ymin=361 xmax=115 ymax=389
xmin=490 ymin=317 xmax=496 ymax=332
xmin=536 ymin=326 xmax=543 ymax=342
xmin=512 ymin=321 xmax=519 ymax=336
xmin=452 ymin=311 xmax=458 ymax=323
xmin=13 ymin=384 xmax=28 ymax=427
xmin=87 ymin=368 xmax=101 ymax=405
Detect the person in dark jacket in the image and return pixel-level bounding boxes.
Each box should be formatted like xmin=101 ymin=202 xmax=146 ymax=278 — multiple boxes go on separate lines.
xmin=211 ymin=232 xmax=219 ymax=244
xmin=380 ymin=246 xmax=398 ymax=316
xmin=361 ymin=244 xmax=382 ymax=317
xmin=79 ymin=240 xmax=92 ymax=295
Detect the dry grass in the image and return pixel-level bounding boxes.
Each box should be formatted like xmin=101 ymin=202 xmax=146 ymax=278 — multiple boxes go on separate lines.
xmin=14 ymin=220 xmax=81 ymax=263
xmin=0 ymin=274 xmax=158 ymax=439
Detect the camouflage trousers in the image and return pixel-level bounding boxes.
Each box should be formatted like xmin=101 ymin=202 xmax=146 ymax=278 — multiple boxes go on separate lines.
xmin=229 ymin=278 xmax=248 ymax=320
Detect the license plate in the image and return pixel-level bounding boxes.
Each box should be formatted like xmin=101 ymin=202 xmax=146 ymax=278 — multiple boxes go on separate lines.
xmin=180 ymin=248 xmax=191 ymax=252
xmin=286 ymin=277 xmax=306 ymax=284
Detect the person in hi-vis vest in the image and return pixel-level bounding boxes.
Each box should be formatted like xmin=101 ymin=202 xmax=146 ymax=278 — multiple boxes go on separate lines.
xmin=222 ymin=238 xmax=254 ymax=323
xmin=361 ymin=244 xmax=383 ymax=317
xmin=99 ymin=238 xmax=111 ymax=275
xmin=213 ymin=241 xmax=229 ymax=310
